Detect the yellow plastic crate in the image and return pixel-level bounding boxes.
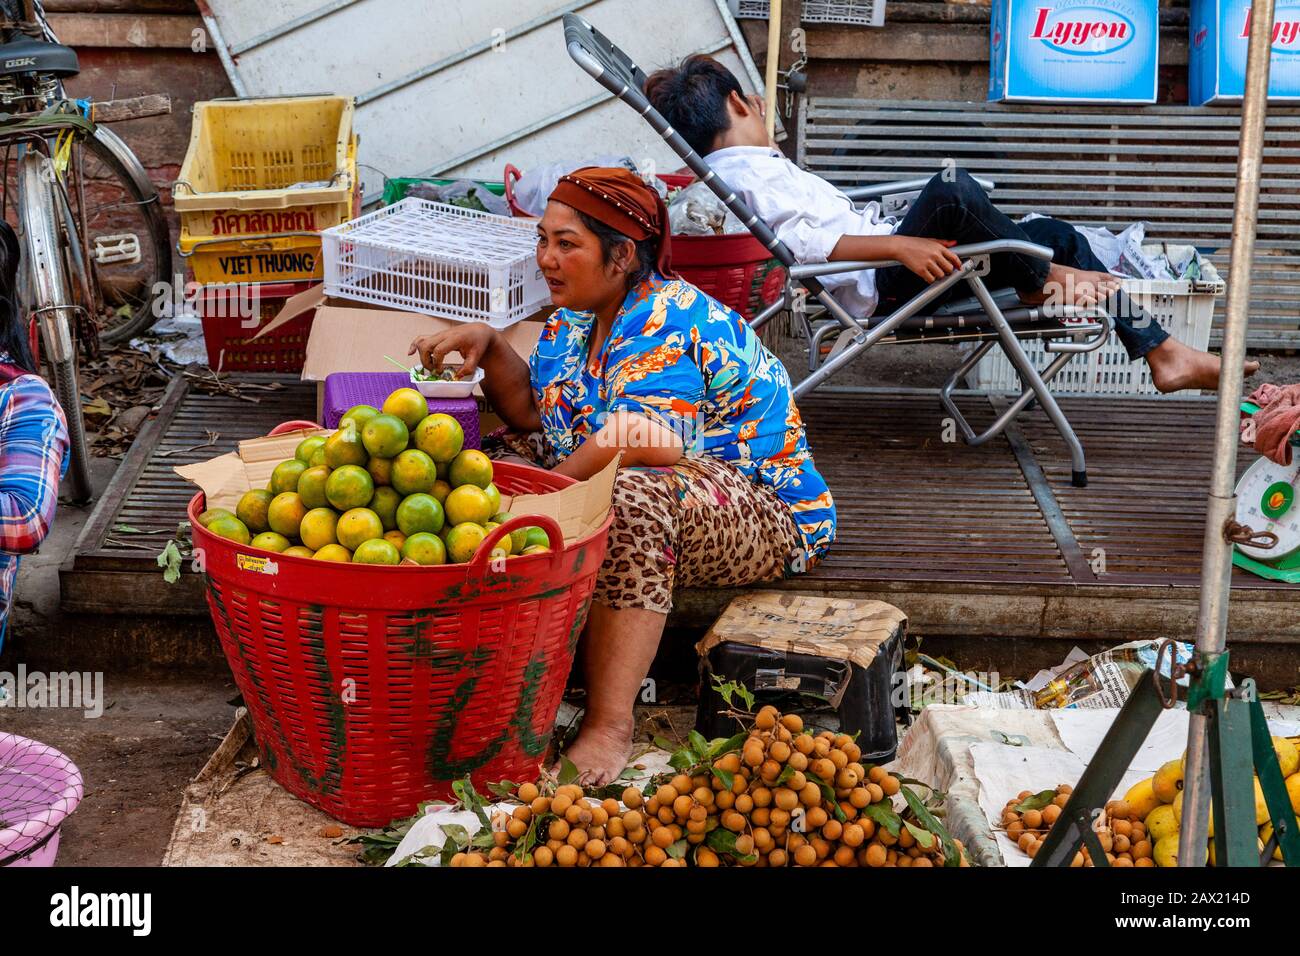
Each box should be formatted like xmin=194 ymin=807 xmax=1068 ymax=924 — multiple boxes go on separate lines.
xmin=173 ymin=96 xmax=356 ymax=239
xmin=178 ymin=229 xmax=324 ymax=284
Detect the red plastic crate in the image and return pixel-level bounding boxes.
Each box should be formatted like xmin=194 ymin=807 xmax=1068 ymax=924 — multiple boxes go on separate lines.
xmin=672 ymin=233 xmax=787 ymax=324
xmin=197 ymin=280 xmax=318 ymax=372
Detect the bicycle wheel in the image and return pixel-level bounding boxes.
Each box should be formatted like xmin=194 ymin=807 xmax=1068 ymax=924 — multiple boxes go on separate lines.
xmin=18 ymin=150 xmax=94 ymax=503
xmin=70 ymin=126 xmax=170 ymax=345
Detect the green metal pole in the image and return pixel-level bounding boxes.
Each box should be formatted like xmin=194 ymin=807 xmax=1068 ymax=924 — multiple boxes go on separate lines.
xmin=1180 ymin=0 xmax=1275 ymax=866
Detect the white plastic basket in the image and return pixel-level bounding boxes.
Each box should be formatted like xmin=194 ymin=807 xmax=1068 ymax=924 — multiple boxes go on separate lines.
xmin=734 ymin=0 xmax=771 ymax=17
xmin=968 ymin=278 xmax=1223 ymax=396
xmin=802 ymin=0 xmax=886 ymax=26
xmin=321 ymin=198 xmax=549 ymax=329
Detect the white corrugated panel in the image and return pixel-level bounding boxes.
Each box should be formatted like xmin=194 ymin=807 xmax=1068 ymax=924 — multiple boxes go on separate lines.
xmin=200 ymin=0 xmax=771 ymax=203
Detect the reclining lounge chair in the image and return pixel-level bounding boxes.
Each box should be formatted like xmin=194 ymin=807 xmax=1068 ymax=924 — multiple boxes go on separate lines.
xmin=562 ymin=13 xmax=1113 ymax=486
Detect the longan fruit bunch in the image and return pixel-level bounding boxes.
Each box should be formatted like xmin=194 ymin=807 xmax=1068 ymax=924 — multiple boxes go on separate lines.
xmin=1001 ymin=785 xmax=1153 ymax=868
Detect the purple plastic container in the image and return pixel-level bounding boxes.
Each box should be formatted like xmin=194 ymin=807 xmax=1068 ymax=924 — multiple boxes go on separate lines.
xmin=0 ymin=733 xmax=83 ymax=867
xmin=321 ymin=372 xmax=481 ymax=449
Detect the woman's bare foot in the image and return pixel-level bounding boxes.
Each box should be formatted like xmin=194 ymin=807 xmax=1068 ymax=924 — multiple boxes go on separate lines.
xmin=552 ymin=716 xmax=633 ymax=787
xmin=1019 ymin=265 xmax=1122 ymax=308
xmin=1146 ymin=337 xmax=1261 ymax=393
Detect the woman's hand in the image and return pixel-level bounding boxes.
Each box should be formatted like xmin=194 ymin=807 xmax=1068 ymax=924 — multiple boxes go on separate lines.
xmin=408 ymin=323 xmax=498 ymax=379
xmin=893 ymin=236 xmax=963 ymax=282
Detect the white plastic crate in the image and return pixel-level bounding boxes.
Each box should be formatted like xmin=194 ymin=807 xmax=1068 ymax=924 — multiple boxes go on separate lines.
xmin=321 ymin=198 xmax=549 ymax=329
xmin=734 ymin=0 xmax=771 ymax=17
xmin=803 ymin=0 xmax=886 ymax=26
xmin=968 ymin=278 xmax=1223 ymax=396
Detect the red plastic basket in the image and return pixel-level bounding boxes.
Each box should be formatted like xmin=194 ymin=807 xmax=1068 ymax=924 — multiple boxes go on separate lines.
xmin=503 ymin=164 xmax=695 ymax=217
xmin=672 ymin=233 xmax=787 ymax=324
xmin=188 ymin=439 xmax=612 ymax=827
xmin=197 ymin=280 xmax=319 ymax=373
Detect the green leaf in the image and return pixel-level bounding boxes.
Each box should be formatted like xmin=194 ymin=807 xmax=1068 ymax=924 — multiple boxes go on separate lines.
xmin=470 ymin=830 xmax=497 ymax=848
xmin=486 ymin=780 xmax=519 ymax=799
xmin=705 ymin=826 xmax=758 ymax=864
xmin=862 ymin=800 xmax=902 ymax=837
xmin=557 ymin=757 xmax=580 ymax=786
xmin=706 ymin=732 xmax=748 ymax=760
xmin=904 ymin=821 xmax=935 ymax=849
xmin=900 ymin=784 xmax=960 ymax=867
xmin=667 ymin=748 xmax=695 ymax=772
xmin=452 ymin=776 xmax=492 ymax=829
xmin=734 ymin=684 xmax=755 ymax=711
xmin=114 ymin=524 xmax=143 ymax=534
xmin=709 ymin=765 xmax=734 ymax=790
xmin=1013 ymin=789 xmax=1057 ymax=813
xmin=652 ymin=735 xmax=679 ymax=753
xmin=440 ymin=823 xmax=471 ymax=849
xmin=775 ymin=764 xmax=797 ymax=786
xmin=688 ymin=729 xmax=710 ymax=760
xmin=157 ymin=539 xmax=183 ymax=584
xmin=665 ymin=838 xmax=688 ymax=860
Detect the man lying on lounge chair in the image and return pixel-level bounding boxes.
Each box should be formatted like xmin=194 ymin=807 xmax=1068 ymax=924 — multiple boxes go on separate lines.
xmin=644 ymin=57 xmax=1258 ymax=394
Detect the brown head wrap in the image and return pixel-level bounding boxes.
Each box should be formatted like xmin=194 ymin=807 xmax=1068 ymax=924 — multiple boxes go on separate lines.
xmin=548 ymin=166 xmax=677 ymax=278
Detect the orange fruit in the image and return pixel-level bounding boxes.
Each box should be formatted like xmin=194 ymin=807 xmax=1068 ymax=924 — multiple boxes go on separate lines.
xmin=448 ymin=449 xmax=494 ymax=489
xmin=413 ymin=413 xmax=465 ymax=463
xmin=308 ymin=447 xmax=327 ymax=468
xmin=267 ymin=492 xmax=308 ymax=538
xmin=391 ymin=449 xmax=438 ymax=496
xmin=283 ymin=545 xmax=315 ymax=559
xmin=367 ymin=456 xmax=393 ymax=487
xmin=362 ymin=413 xmax=410 ymax=459
xmin=352 ymin=538 xmax=401 ymax=565
xmin=197 ymin=507 xmax=235 ymax=528
xmin=382 ymin=388 xmax=429 ymax=430
xmin=299 ymin=507 xmax=340 ymax=551
xmin=445 ymin=484 xmax=494 ymax=526
xmin=483 ymin=482 xmax=501 ymax=514
xmin=250 ymin=531 xmax=291 ymax=553
xmin=432 ymin=479 xmax=452 ymax=504
xmin=383 ymin=529 xmax=408 ymax=551
xmin=336 ymin=507 xmax=384 ymax=551
xmin=312 ymin=543 xmax=352 ymax=562
xmin=271 ymin=459 xmax=307 ymax=495
xmin=295 ymin=435 xmax=327 ymax=464
xmin=396 ymin=493 xmax=445 ymax=535
xmin=207 ymin=515 xmax=250 ymax=544
xmin=324 ymin=423 xmax=368 ymax=469
xmin=523 ymin=526 xmax=550 ymax=550
xmin=325 ymin=464 xmax=375 ymax=511
xmin=490 ymin=512 xmax=529 ymax=554
xmin=339 ymin=404 xmax=380 ymax=431
xmin=402 ymin=532 xmax=447 ymax=566
xmin=520 ymin=544 xmax=551 ymax=556
xmin=296 ymin=465 xmax=332 ymax=510
xmin=444 ymin=522 xmax=488 ymax=564
xmin=370 ymin=486 xmax=402 ymax=531
xmin=236 ymin=489 xmax=274 ymax=534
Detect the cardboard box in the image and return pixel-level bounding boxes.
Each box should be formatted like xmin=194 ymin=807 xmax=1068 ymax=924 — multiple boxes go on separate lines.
xmin=989 ymin=0 xmax=1160 ymax=103
xmin=175 ymin=428 xmax=618 ymax=547
xmin=254 ymin=285 xmax=545 ymax=422
xmin=1190 ymin=0 xmax=1300 ymax=104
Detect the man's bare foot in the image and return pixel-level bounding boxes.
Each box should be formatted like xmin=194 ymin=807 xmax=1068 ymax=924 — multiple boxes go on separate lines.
xmin=1146 ymin=336 xmax=1260 ymax=393
xmin=1019 ymin=265 xmax=1122 ymax=309
xmin=552 ymin=717 xmax=633 ymax=787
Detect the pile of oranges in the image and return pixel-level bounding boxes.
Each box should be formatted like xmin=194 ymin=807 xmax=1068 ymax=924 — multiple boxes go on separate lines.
xmin=195 ymin=387 xmax=551 ymax=566
xmin=1002 ymin=783 xmax=1155 ymax=867
xmin=450 ymin=704 xmax=969 ymax=867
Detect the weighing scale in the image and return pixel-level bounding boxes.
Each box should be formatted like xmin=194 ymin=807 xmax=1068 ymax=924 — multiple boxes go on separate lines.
xmin=1231 ymin=400 xmax=1300 ymax=583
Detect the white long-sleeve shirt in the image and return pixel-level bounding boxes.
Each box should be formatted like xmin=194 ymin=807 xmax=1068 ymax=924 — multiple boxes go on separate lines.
xmin=705 ymin=145 xmax=899 ymax=317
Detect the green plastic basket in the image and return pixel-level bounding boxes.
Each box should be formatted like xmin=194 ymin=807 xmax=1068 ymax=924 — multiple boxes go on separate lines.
xmin=380 ymin=177 xmax=505 ymax=207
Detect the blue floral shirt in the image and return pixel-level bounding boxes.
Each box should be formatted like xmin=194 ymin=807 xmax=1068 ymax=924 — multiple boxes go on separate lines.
xmin=528 ymin=273 xmax=835 ymax=565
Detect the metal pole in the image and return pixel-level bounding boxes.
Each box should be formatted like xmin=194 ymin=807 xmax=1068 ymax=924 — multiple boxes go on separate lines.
xmin=1180 ymin=0 xmax=1275 ymax=866
xmin=764 ymin=0 xmax=782 ymax=141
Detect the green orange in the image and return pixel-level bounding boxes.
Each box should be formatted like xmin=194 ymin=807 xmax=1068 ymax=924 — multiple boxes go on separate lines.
xmin=382 ymin=388 xmax=429 ymax=430
xmin=299 ymin=507 xmax=340 ymax=552
xmin=490 ymin=512 xmax=528 ymax=554
xmin=431 ymin=479 xmax=452 ymax=504
xmin=396 ymin=493 xmax=445 ymax=536
xmin=391 ymin=449 xmax=438 ymax=496
xmin=483 ymin=482 xmax=501 ymax=514
xmin=448 ymin=449 xmax=494 ymax=489
xmin=444 ymin=522 xmax=488 ymax=564
xmin=197 ymin=507 xmax=235 ymax=528
xmin=413 ymin=413 xmax=465 ymax=463
xmin=370 ymin=486 xmax=402 ymax=531
xmin=295 ymin=435 xmax=327 ymax=464
xmin=297 ymin=465 xmax=332 ymax=510
xmin=402 ymin=532 xmax=447 ymax=566
xmin=208 ymin=515 xmax=251 ymax=545
xmin=336 ymin=507 xmax=384 ymax=551
xmin=362 ymin=413 xmax=410 ymax=458
xmin=283 ymin=545 xmax=315 ymax=559
xmin=367 ymin=456 xmax=393 ymax=487
xmin=236 ymin=489 xmax=274 ymax=534
xmin=325 ymin=464 xmax=375 ymax=511
xmin=312 ymin=544 xmax=352 ymax=562
xmin=520 ymin=544 xmax=551 ymax=556
xmin=309 ymin=447 xmax=328 ymax=468
xmin=339 ymin=404 xmax=380 ymax=431
xmin=267 ymin=492 xmax=308 ymax=538
xmin=445 ymin=484 xmax=494 ymax=526
xmin=250 ymin=531 xmax=291 ymax=553
xmin=270 ymin=459 xmax=308 ymax=496
xmin=324 ymin=423 xmax=368 ymax=468
xmin=523 ymin=526 xmax=550 ymax=550
xmin=352 ymin=538 xmax=401 ymax=565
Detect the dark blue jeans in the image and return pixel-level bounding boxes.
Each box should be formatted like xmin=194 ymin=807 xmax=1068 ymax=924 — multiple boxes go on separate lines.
xmin=874 ymin=169 xmax=1168 ymax=361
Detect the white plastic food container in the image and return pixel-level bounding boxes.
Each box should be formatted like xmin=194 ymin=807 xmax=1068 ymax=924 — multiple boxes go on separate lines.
xmin=409 ymin=365 xmax=484 ymax=399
